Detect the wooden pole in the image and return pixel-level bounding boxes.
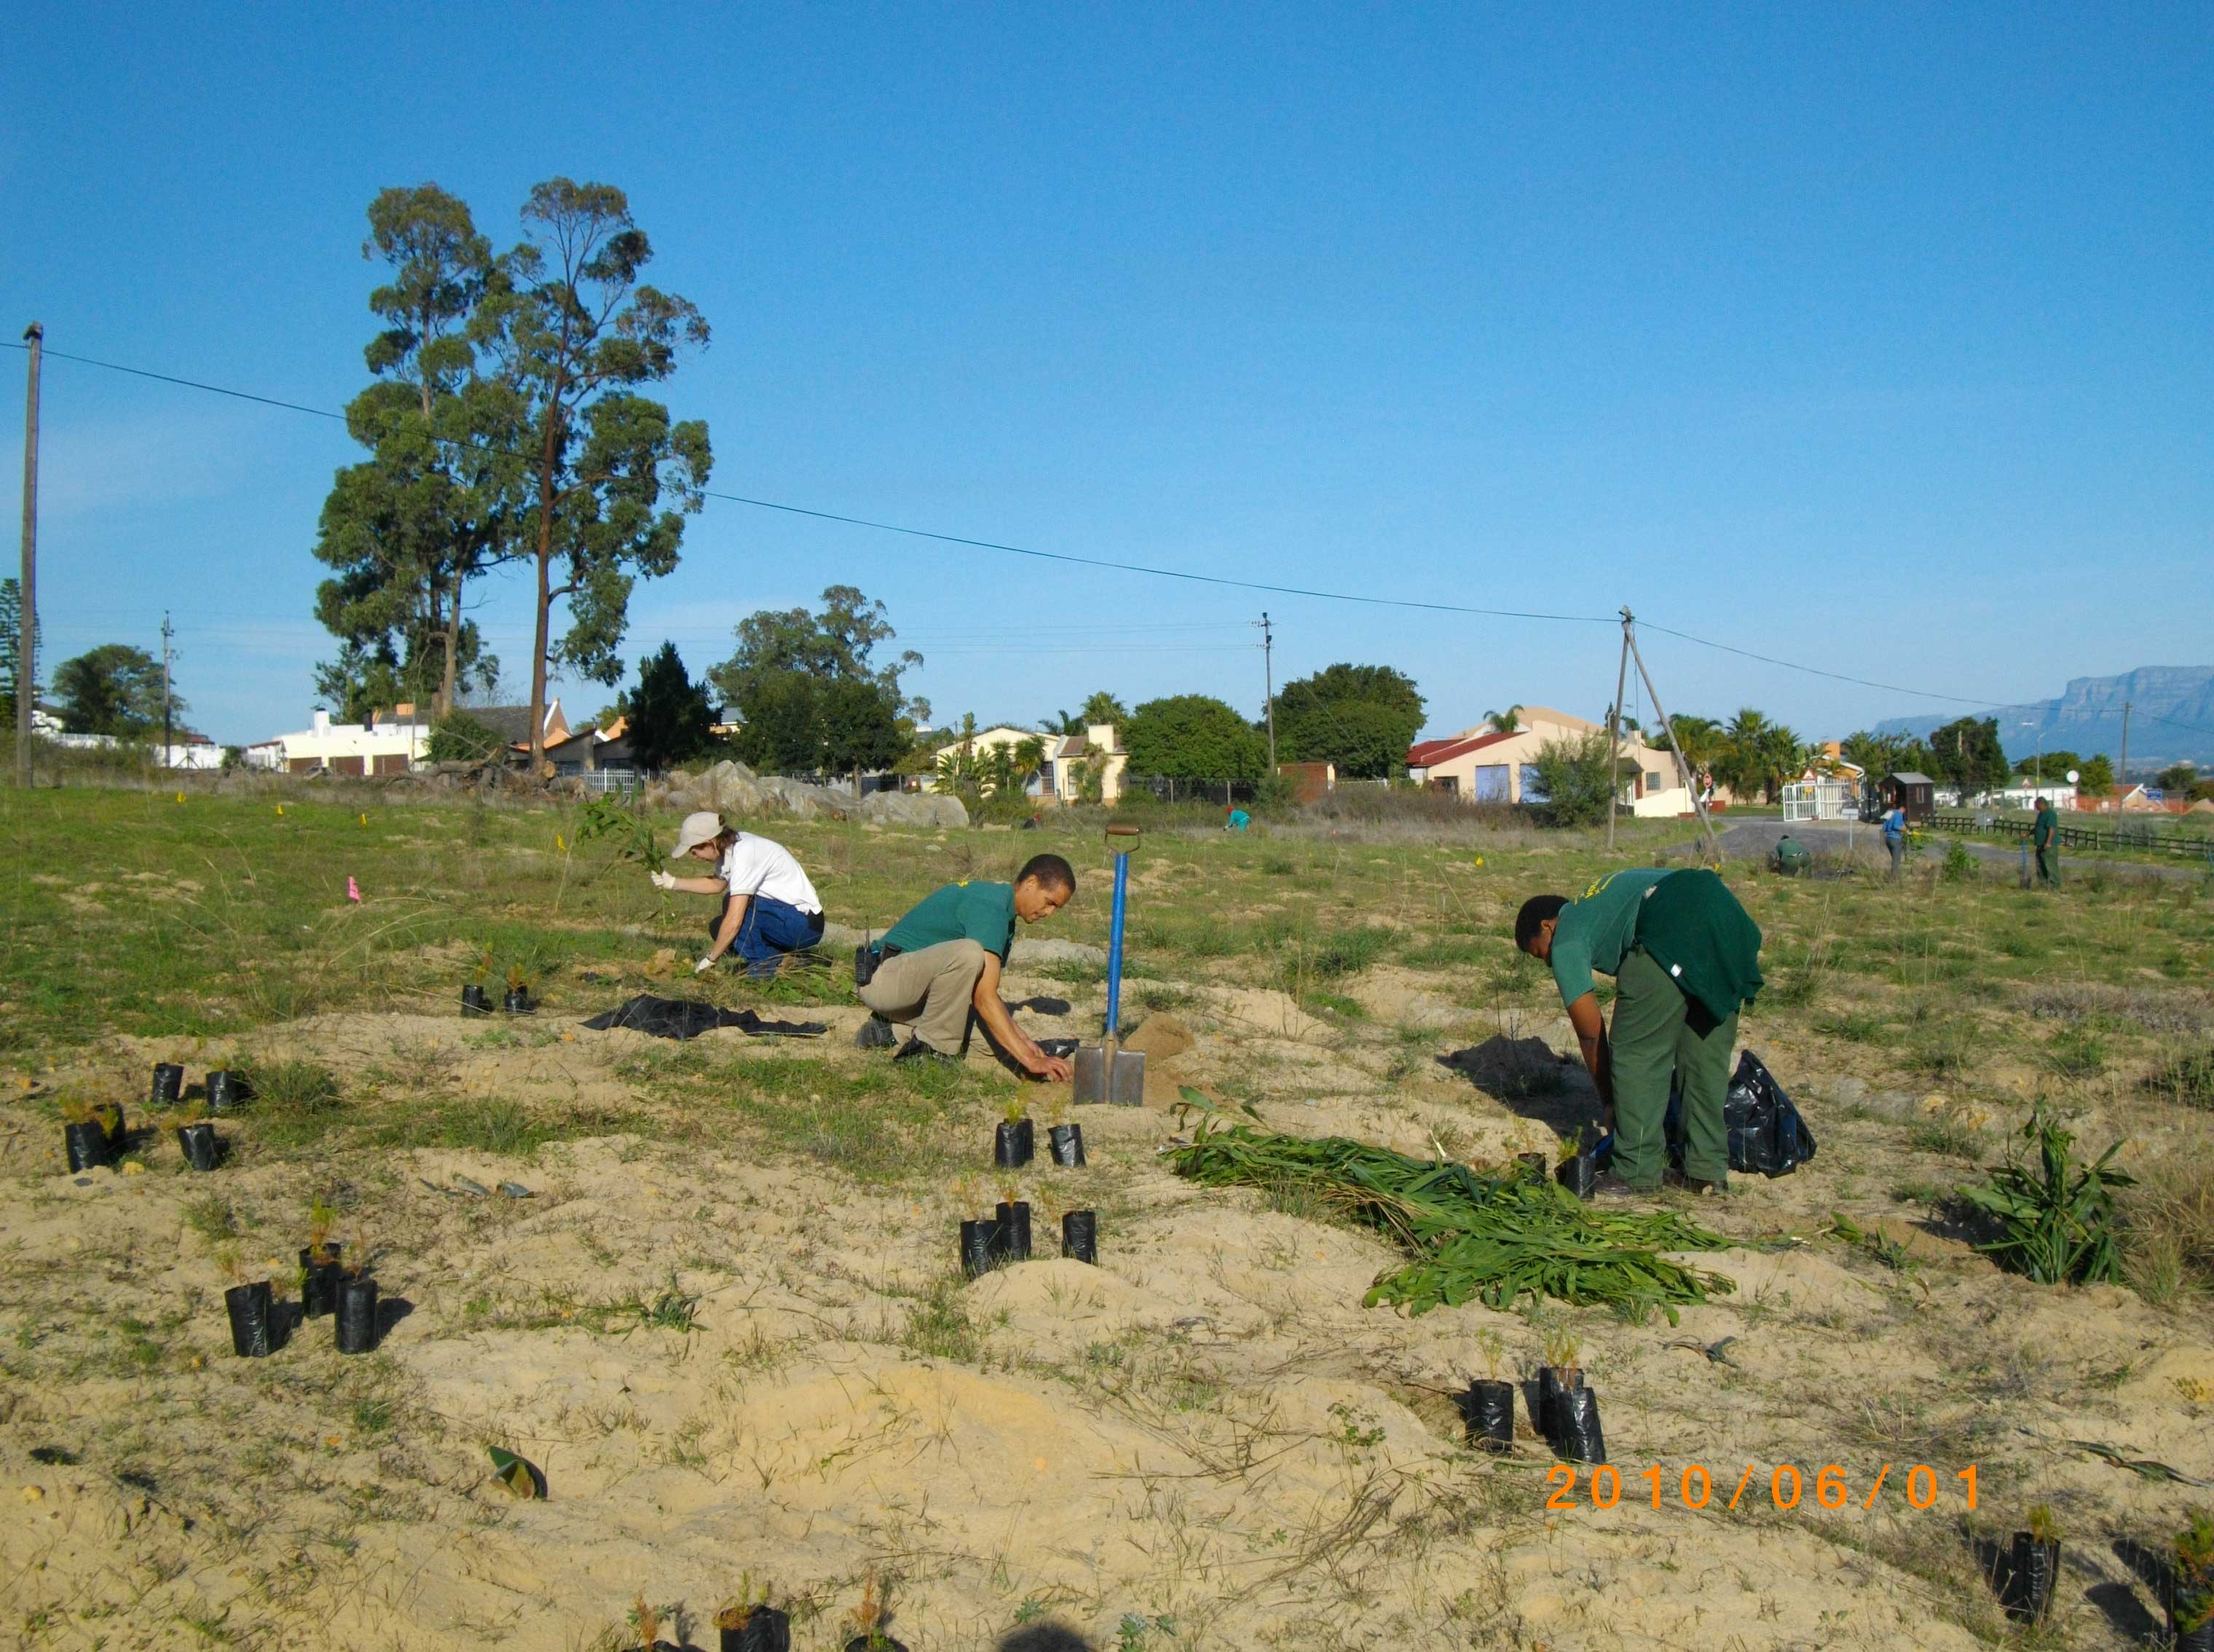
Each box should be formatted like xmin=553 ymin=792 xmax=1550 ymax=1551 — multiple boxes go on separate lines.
xmin=16 ymin=323 xmax=41 ymax=788
xmin=1623 ymin=609 xmax=1724 ymax=863
xmin=1605 ymin=617 xmax=1630 ymax=852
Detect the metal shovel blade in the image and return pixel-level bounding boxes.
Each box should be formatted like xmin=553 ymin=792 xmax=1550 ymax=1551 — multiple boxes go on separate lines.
xmin=1072 ymin=1043 xmax=1146 ymax=1106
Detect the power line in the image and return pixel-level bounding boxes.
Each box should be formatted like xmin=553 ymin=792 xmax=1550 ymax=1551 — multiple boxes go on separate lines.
xmin=9 ymin=336 xmax=2214 ymax=740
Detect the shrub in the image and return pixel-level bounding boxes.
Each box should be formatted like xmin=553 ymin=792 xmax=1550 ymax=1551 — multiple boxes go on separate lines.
xmin=1525 ymin=732 xmax=1614 ymax=829
xmin=1958 ymin=1107 xmax=2132 ymax=1285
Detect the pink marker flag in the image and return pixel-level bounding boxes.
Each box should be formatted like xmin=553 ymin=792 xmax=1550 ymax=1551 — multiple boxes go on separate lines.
xmin=347 ymin=877 xmax=363 ymax=903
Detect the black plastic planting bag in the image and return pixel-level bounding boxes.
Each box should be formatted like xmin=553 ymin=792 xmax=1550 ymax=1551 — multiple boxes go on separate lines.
xmin=225 ymin=1281 xmax=273 ymax=1358
xmin=64 ymin=1121 xmax=110 ymax=1173
xmin=722 ymin=1608 xmax=792 ymax=1652
xmin=336 ymin=1277 xmax=379 ymax=1353
xmin=581 ymin=995 xmax=828 ymax=1040
xmin=176 ymin=1123 xmax=219 ymax=1172
xmin=1999 ymin=1533 xmax=2060 ymax=1625
xmin=299 ymin=1246 xmax=342 ymax=1318
xmin=1048 ymin=1123 xmax=1087 ymax=1167
xmin=1062 ymin=1210 xmax=1098 ymax=1264
xmin=1664 ymin=1051 xmax=1817 ymax=1178
xmin=1460 ymin=1380 xmax=1515 ymax=1452
xmin=1553 ymin=1386 xmax=1606 ymax=1465
xmin=960 ymin=1219 xmax=998 ymax=1278
xmin=993 ymin=1119 xmax=1034 ymax=1168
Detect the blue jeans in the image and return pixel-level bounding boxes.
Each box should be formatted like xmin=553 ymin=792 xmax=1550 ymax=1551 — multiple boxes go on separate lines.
xmin=711 ymin=895 xmax=826 ymax=978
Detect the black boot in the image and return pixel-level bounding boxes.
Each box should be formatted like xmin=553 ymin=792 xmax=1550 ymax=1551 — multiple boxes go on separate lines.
xmin=854 ymin=1014 xmax=898 ymax=1050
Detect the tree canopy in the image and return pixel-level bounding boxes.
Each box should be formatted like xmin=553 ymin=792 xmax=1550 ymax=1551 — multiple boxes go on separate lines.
xmin=626 ymin=642 xmax=715 ymax=773
xmin=312 ymin=184 xmax=513 ymax=722
xmin=710 ymin=587 xmax=919 ymax=780
xmin=1124 ymin=695 xmax=1267 ymax=780
xmin=52 ymin=645 xmax=172 ymax=738
xmin=1525 ymin=732 xmax=1615 ymax=827
xmin=1926 ymin=717 xmax=2010 ymax=798
xmin=1274 ymin=663 xmax=1425 ymax=779
xmin=0 ymin=578 xmax=31 ymax=723
xmin=470 ymin=177 xmax=712 ymax=768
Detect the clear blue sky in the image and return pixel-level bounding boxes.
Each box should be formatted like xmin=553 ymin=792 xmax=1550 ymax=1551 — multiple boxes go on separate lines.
xmin=2 ymin=3 xmax=2207 ymax=745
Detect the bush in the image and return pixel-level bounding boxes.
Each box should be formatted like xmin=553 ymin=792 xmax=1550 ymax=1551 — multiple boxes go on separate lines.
xmin=1526 ymin=732 xmax=1614 ymax=829
xmin=427 ymin=711 xmax=505 ymax=764
xmin=1958 ymin=1108 xmax=2132 ymax=1284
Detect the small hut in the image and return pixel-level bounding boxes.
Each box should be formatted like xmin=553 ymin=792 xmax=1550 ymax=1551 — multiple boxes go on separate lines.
xmin=1880 ymin=772 xmax=1937 ymax=824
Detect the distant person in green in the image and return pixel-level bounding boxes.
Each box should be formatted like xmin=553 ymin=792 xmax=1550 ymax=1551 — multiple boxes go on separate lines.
xmin=2032 ymin=796 xmax=2060 ymax=886
xmin=1515 ymin=869 xmax=1765 ymax=1198
xmin=1771 ymin=834 xmax=1810 ymax=877
xmin=856 ymin=854 xmax=1077 ymax=1079
xmin=1225 ymin=806 xmax=1251 ymax=832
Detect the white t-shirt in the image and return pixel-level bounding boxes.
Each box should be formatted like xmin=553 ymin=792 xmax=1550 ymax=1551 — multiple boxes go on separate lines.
xmin=718 ymin=833 xmax=822 ymax=915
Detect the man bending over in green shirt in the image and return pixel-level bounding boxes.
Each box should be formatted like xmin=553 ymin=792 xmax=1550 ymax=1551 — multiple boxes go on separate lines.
xmin=1514 ymin=868 xmax=1765 ymax=1197
xmin=858 ymin=854 xmax=1078 ymax=1080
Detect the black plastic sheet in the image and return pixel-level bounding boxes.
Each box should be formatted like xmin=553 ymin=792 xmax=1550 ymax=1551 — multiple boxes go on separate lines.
xmin=580 ymin=995 xmax=828 ymax=1040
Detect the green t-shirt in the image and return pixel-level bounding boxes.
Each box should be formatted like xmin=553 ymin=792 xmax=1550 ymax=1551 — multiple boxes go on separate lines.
xmin=1548 ymin=869 xmax=1672 ymax=1007
xmin=883 ymin=880 xmax=1017 ymax=963
xmin=2032 ymin=807 xmax=2057 ymax=848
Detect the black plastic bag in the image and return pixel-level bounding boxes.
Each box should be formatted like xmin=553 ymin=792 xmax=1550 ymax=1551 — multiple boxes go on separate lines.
xmin=1663 ymin=1051 xmax=1817 ymax=1178
xmin=1460 ymin=1379 xmax=1516 ymax=1452
xmin=580 ymin=995 xmax=827 ymax=1040
xmin=1553 ymin=1386 xmax=1607 ymax=1464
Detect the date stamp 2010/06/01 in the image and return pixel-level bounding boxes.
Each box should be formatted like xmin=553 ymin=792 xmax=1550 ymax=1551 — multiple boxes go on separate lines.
xmin=1546 ymin=1463 xmax=1978 ymax=1513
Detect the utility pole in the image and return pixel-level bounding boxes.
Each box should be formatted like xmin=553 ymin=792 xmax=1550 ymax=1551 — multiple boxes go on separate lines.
xmin=1255 ymin=612 xmax=1276 ymax=772
xmin=160 ymin=611 xmax=175 ymax=768
xmin=1604 ymin=618 xmax=1630 ymax=852
xmin=13 ymin=325 xmax=42 ymax=786
xmin=17 ymin=323 xmax=42 ymax=788
xmin=1620 ymin=607 xmax=1724 ymax=863
xmin=2117 ymin=700 xmax=2130 ymax=797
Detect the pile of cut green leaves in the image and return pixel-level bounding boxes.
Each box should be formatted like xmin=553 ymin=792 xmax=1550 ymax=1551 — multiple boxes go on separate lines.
xmin=1168 ymin=1112 xmax=1736 ymax=1319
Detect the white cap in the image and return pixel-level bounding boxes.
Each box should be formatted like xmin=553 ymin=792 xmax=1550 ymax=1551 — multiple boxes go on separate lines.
xmin=670 ymin=811 xmax=724 ymax=860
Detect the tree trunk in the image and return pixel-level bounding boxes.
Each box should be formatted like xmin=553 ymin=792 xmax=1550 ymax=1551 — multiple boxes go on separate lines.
xmin=529 ymin=430 xmax=558 ymax=778
xmin=436 ymin=573 xmax=460 ymax=720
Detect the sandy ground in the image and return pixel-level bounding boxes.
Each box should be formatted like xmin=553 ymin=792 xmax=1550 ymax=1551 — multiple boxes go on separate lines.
xmin=4 ymin=965 xmax=2212 ymax=1651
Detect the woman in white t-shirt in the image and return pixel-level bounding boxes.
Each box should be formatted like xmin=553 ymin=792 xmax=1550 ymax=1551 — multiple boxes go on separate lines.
xmin=653 ymin=811 xmax=826 ymax=978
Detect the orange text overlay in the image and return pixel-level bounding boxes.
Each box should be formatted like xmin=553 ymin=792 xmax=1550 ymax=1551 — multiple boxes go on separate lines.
xmin=1546 ymin=1463 xmax=1978 ymax=1513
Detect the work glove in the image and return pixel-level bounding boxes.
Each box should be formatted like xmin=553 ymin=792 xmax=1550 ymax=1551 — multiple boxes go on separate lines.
xmin=650 ymin=870 xmax=677 ymax=890
xmin=693 ymin=955 xmax=718 ymax=975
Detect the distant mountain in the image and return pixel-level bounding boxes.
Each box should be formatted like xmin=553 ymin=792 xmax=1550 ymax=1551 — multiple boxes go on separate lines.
xmin=1872 ymin=665 xmax=2214 ymax=776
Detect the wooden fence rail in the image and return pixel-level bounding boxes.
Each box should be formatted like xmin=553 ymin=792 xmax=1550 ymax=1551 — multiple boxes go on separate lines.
xmin=1931 ymin=813 xmax=2214 ymax=859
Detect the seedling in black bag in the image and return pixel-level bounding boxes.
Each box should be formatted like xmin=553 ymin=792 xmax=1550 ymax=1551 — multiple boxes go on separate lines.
xmin=716 ymin=1575 xmax=790 ymax=1652
xmin=1461 ymin=1329 xmax=1516 ymax=1453
xmin=150 ymin=1062 xmax=184 ymax=1107
xmin=334 ymin=1230 xmax=379 ymax=1353
xmin=993 ymin=1094 xmax=1035 ymax=1168
xmin=503 ymin=964 xmax=536 ymax=1016
xmin=59 ymin=1092 xmax=112 ymax=1173
xmin=217 ymin=1244 xmax=275 ymax=1359
xmin=1998 ymin=1503 xmax=2061 ymax=1625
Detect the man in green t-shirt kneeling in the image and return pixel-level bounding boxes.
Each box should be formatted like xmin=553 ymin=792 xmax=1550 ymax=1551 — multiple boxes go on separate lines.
xmin=1514 ymin=869 xmax=1765 ymax=1197
xmin=858 ymin=854 xmax=1078 ymax=1080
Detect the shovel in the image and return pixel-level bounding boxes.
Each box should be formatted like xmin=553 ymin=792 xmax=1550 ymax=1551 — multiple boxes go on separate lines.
xmin=1073 ymin=824 xmax=1145 ymax=1105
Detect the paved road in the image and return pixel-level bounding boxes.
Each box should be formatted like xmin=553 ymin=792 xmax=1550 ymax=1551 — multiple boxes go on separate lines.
xmin=1689 ymin=819 xmax=2200 ymax=882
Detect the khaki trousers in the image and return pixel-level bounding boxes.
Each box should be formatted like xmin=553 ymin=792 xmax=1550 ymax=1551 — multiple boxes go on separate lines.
xmin=858 ymin=938 xmax=988 ymax=1054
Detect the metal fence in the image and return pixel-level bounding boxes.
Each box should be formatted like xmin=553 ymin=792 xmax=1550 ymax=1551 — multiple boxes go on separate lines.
xmin=1122 ymin=775 xmax=1261 ymax=805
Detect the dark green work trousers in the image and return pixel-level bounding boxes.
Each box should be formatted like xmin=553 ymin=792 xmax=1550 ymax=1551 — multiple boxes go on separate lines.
xmin=1610 ymin=948 xmax=1736 ymax=1190
xmin=2035 ymin=846 xmax=2060 ymax=885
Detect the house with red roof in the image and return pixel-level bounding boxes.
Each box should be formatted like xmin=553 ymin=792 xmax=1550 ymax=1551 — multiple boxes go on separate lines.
xmin=1406 ymin=705 xmax=1694 ymax=815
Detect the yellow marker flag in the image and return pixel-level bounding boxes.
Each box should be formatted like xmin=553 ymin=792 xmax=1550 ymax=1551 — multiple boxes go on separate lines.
xmin=176 ymin=792 xmax=185 ymax=803
xmin=276 ymin=805 xmax=285 ymax=816
xmin=359 ymin=813 xmax=368 ymax=826
xmin=555 ymin=834 xmax=566 ymax=852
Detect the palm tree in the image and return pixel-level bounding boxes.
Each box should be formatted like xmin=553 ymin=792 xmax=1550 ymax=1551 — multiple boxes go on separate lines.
xmin=1484 ymin=705 xmax=1522 ymax=735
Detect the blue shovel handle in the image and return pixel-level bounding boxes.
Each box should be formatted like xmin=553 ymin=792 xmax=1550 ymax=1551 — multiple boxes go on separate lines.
xmin=1103 ymin=825 xmax=1140 ymax=1038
